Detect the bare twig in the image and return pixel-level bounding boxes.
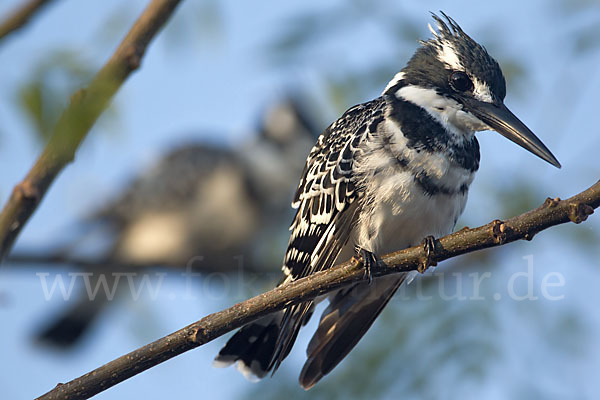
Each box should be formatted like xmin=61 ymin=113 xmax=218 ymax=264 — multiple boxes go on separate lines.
xmin=36 ymin=180 xmax=599 ymax=400
xmin=0 ymin=0 xmax=183 ymax=260
xmin=6 ymin=252 xmax=267 ymax=274
xmin=0 ymin=0 xmax=56 ymax=41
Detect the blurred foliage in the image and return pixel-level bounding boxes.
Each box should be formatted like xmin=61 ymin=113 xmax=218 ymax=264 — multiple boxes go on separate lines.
xmin=16 ymin=50 xmax=94 ymax=142
xmin=15 ymin=49 xmax=121 ymax=144
xmin=16 ymin=0 xmax=226 ymax=145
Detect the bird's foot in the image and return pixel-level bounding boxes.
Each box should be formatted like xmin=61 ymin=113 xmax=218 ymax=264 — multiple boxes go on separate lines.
xmin=354 ymin=247 xmax=380 ymax=284
xmin=419 ymin=235 xmax=438 ymax=273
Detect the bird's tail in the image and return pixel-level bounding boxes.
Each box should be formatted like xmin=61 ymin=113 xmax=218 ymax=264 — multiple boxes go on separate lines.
xmin=214 ymin=274 xmax=410 ymax=388
xmin=213 ymin=298 xmax=315 ymax=380
xmin=299 ymin=274 xmax=408 ymax=389
xmin=213 ymin=312 xmax=284 ymax=380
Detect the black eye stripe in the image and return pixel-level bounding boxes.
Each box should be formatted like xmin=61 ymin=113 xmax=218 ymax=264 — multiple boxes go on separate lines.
xmin=450 ymin=71 xmax=473 ymax=92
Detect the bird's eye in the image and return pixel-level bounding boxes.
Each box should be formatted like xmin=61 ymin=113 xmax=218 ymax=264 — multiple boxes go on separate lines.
xmin=449 ymin=71 xmax=473 ymax=92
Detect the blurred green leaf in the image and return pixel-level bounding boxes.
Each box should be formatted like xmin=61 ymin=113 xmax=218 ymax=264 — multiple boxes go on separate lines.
xmin=15 ymin=50 xmax=122 ymax=144
xmin=19 ymin=82 xmax=45 ymax=137
xmin=17 ymin=52 xmax=89 ymax=142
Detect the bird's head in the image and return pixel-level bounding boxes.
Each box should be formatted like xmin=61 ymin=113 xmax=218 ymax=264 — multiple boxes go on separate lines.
xmin=384 ymin=12 xmax=560 ymax=168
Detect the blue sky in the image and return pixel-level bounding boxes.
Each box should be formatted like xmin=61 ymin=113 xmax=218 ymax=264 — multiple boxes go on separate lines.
xmin=1 ymin=1 xmax=599 ymax=399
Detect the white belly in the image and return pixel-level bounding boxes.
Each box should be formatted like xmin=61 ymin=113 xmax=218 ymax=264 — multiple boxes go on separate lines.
xmin=352 ymin=169 xmax=468 ymax=256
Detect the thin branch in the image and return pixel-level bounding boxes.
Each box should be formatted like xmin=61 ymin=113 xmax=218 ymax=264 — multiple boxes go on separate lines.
xmin=0 ymin=0 xmax=183 ymax=261
xmin=0 ymin=0 xmax=56 ymax=41
xmin=36 ymin=180 xmax=600 ymax=400
xmin=6 ymin=253 xmax=267 ymax=274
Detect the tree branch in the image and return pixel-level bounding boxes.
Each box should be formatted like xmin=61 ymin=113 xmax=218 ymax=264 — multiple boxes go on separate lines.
xmin=36 ymin=180 xmax=599 ymax=400
xmin=0 ymin=0 xmax=56 ymax=41
xmin=0 ymin=0 xmax=183 ymax=261
xmin=5 ymin=252 xmax=267 ymax=274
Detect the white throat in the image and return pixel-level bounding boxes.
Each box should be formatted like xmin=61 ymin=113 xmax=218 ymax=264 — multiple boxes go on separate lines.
xmin=395 ymin=85 xmax=488 ymax=139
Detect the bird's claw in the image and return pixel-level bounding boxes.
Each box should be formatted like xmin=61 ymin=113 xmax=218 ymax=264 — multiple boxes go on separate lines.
xmin=356 ymin=247 xmax=379 ymax=284
xmin=419 ymin=235 xmax=437 ymax=273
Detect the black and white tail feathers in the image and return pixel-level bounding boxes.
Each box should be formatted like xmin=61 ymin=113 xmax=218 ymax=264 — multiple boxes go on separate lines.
xmin=213 ymin=273 xmax=316 ymax=380
xmin=213 ymin=313 xmax=284 ymax=381
xmin=213 ymin=273 xmax=407 ymax=389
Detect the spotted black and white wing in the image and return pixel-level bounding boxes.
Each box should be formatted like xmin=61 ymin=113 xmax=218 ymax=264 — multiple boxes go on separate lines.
xmin=268 ymin=98 xmax=387 ymax=370
xmin=282 ymin=100 xmax=381 ymax=279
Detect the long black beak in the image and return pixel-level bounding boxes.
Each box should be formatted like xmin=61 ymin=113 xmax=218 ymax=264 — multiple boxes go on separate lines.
xmin=465 ymin=100 xmax=561 ymax=168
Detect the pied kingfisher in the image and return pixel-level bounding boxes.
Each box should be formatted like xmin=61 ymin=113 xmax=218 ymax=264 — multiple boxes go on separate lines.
xmin=214 ymin=12 xmax=560 ymax=389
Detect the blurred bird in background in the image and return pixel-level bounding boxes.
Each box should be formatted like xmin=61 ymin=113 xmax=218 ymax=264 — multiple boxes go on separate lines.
xmin=17 ymin=96 xmax=321 ymax=348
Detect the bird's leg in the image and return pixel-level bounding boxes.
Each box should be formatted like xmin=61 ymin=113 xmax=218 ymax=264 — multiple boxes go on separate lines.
xmin=419 ymin=235 xmax=438 ymax=273
xmin=353 ymin=246 xmax=379 ymax=284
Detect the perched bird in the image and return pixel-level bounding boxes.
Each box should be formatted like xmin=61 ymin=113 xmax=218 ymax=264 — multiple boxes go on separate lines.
xmin=214 ymin=13 xmax=560 ymax=389
xmin=32 ymin=97 xmax=320 ymax=347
